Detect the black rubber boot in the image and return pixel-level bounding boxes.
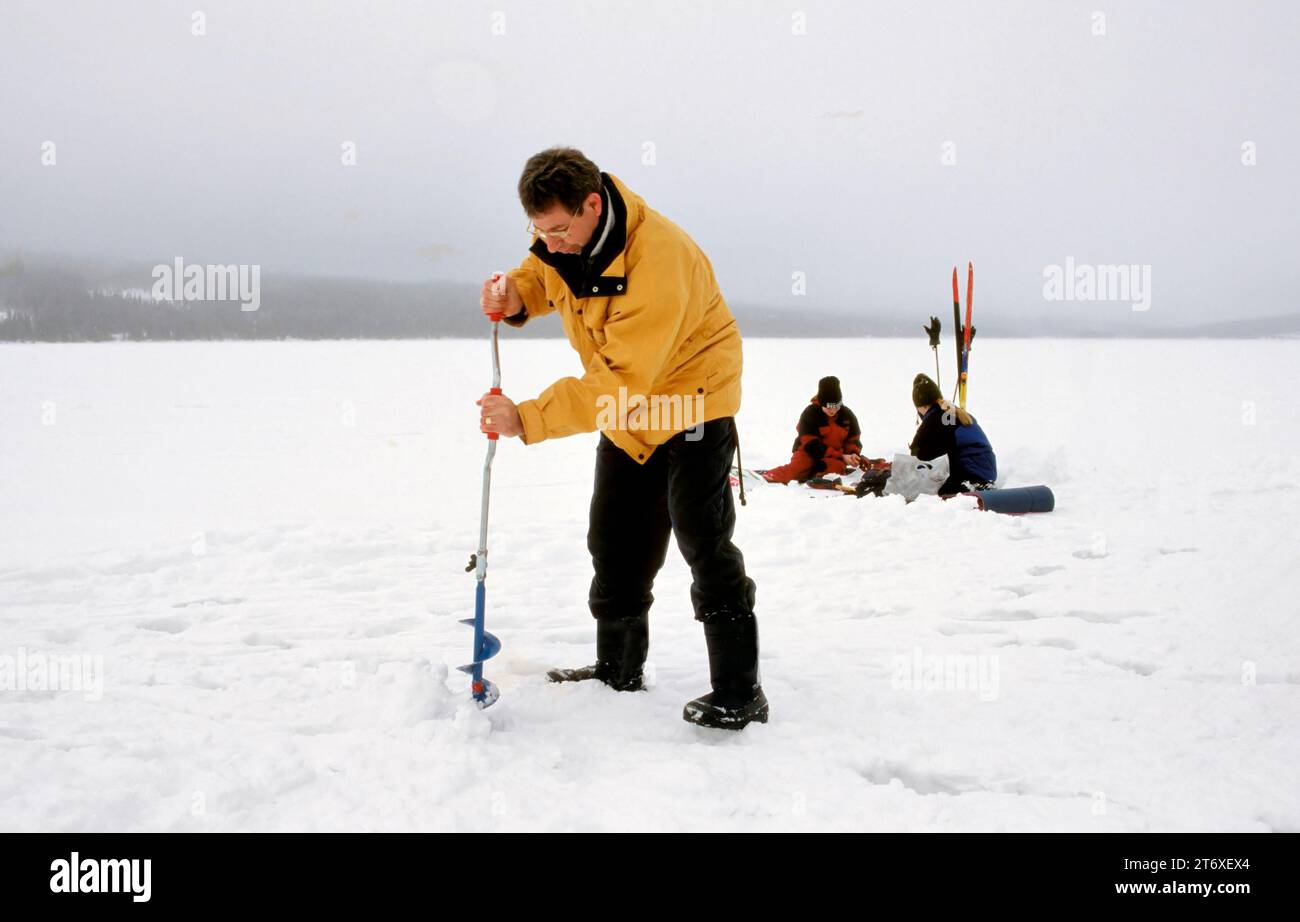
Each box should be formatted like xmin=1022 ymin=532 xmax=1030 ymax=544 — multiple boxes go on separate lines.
xmin=683 ymin=610 xmax=768 ymax=729
xmin=547 ymin=615 xmax=648 ymax=691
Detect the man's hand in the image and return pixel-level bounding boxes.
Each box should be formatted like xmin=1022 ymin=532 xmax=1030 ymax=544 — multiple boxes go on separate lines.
xmin=477 ymin=391 xmax=523 ymax=438
xmin=844 ymin=453 xmax=862 ymax=469
xmin=480 ymin=274 xmax=523 ymax=320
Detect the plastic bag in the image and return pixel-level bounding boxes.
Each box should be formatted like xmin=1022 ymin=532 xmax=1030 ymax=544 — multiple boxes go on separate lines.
xmin=882 ymin=453 xmax=950 ymax=501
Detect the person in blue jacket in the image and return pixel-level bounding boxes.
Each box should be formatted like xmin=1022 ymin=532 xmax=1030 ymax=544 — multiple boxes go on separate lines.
xmin=908 ymin=374 xmax=997 ymax=495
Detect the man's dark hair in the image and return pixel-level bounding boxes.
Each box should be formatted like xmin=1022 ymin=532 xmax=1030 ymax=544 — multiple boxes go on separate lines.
xmin=518 ymin=147 xmax=602 ymax=216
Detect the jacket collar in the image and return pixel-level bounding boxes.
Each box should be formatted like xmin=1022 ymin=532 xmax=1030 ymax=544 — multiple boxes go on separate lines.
xmin=529 ymin=171 xmax=637 ymax=299
xmin=584 ymin=186 xmax=615 ymax=259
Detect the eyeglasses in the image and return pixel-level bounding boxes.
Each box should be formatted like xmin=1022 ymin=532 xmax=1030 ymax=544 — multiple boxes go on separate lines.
xmin=823 ymin=402 xmax=842 ymax=412
xmin=527 ymin=207 xmax=584 ymax=241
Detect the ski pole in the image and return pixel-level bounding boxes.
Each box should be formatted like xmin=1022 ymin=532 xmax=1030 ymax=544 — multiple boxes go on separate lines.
xmin=458 ymin=272 xmax=506 ymax=707
xmin=923 ymin=315 xmax=942 ymax=390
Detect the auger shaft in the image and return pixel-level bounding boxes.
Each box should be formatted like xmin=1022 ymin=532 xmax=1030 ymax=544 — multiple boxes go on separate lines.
xmin=471 ymin=321 xmax=500 ymax=702
xmin=460 ymin=279 xmax=506 ymax=707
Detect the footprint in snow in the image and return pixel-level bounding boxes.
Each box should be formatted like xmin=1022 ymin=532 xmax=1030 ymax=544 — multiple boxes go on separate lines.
xmin=998 ymin=585 xmax=1034 ymax=598
xmin=858 ymin=761 xmax=980 ymax=796
xmin=137 ymin=617 xmax=189 ymax=634
xmin=171 ymin=596 xmax=244 ymax=608
xmin=991 ymin=635 xmax=1081 ymax=651
xmin=1087 ymin=655 xmax=1158 ymax=676
xmin=938 ymin=622 xmax=1008 ymax=636
xmin=1063 ymin=609 xmax=1153 ymax=624
xmin=241 ymin=632 xmax=292 ymax=649
xmin=848 ymin=608 xmax=902 ymax=620
xmin=957 ymin=609 xmax=1040 ymax=622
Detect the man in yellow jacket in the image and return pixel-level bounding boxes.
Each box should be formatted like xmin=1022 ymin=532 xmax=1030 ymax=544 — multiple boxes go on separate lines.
xmin=477 ymin=147 xmax=766 ymax=730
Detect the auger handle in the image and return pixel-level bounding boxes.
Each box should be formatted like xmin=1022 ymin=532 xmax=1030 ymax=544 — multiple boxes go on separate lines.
xmin=485 ymin=385 xmax=502 ymax=440
xmin=483 ymin=271 xmax=506 ymax=439
xmin=486 ymin=270 xmax=507 ymax=323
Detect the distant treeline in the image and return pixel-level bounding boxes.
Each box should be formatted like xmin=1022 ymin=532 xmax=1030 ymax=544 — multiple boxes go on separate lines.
xmin=2 ymin=256 xmax=1297 ymax=340
xmin=0 ymin=256 xmax=914 ymax=341
xmin=0 ymin=259 xmax=525 ymax=341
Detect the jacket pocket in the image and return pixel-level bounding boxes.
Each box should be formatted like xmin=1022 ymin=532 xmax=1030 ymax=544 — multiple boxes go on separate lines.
xmin=579 ymin=298 xmax=610 ymax=348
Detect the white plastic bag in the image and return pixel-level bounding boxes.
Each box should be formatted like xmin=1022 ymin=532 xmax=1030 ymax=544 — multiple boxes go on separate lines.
xmin=882 ymin=453 xmax=950 ymax=501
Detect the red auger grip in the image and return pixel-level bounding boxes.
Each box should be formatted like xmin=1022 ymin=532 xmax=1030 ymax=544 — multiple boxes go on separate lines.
xmin=484 ymin=386 xmax=503 ymax=440
xmin=487 ymin=272 xmax=507 ymax=322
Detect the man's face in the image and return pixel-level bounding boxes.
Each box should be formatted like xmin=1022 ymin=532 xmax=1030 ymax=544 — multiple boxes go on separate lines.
xmin=530 ymin=191 xmax=602 ymax=255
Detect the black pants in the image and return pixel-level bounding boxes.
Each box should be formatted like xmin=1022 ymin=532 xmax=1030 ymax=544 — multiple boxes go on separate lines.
xmin=588 ymin=417 xmax=756 ymax=624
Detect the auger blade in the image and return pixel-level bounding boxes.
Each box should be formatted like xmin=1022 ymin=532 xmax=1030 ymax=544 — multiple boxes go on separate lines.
xmin=456 ymin=630 xmax=502 ymax=673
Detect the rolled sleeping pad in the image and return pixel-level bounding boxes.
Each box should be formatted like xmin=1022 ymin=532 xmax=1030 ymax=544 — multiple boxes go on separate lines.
xmin=966 ymin=485 xmax=1055 ymax=514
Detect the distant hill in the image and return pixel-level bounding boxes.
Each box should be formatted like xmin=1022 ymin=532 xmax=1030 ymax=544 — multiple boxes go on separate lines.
xmin=1176 ymin=313 xmax=1300 ymax=338
xmin=1 ymin=254 xmax=1296 ymax=341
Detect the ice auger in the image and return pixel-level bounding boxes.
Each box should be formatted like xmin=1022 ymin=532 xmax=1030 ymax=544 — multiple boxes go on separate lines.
xmin=459 ymin=273 xmax=508 ymax=707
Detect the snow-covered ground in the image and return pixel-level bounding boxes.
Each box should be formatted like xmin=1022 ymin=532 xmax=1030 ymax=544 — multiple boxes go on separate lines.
xmin=1 ymin=337 xmax=1297 ymax=831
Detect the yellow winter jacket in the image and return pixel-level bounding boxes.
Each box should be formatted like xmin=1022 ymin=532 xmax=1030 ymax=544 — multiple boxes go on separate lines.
xmin=504 ymin=172 xmax=743 ymax=464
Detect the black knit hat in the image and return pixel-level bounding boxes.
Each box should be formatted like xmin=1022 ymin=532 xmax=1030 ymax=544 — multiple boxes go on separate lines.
xmin=912 ymin=373 xmax=942 ymax=407
xmin=817 ymin=376 xmax=842 ymax=405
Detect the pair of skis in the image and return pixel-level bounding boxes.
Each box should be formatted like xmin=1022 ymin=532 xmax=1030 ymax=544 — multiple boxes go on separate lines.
xmin=923 ymin=263 xmax=974 ymax=407
xmin=951 ymin=263 xmax=974 ymax=409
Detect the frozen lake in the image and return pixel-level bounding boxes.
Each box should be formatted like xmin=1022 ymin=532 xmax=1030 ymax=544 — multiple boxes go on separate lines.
xmin=1 ymin=337 xmax=1297 ymax=831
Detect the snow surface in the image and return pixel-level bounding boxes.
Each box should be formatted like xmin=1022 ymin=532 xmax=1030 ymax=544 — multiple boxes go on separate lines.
xmin=1 ymin=338 xmax=1297 ymax=832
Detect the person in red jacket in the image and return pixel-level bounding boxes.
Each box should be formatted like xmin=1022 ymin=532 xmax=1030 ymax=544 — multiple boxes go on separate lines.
xmin=761 ymin=376 xmax=863 ymax=483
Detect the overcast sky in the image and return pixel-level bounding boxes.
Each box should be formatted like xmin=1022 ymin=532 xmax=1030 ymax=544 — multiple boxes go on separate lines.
xmin=1 ymin=0 xmax=1297 ymax=325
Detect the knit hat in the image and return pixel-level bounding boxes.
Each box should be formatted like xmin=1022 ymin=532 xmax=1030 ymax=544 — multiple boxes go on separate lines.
xmin=912 ymin=373 xmax=942 ymax=407
xmin=817 ymin=376 xmax=842 ymax=405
